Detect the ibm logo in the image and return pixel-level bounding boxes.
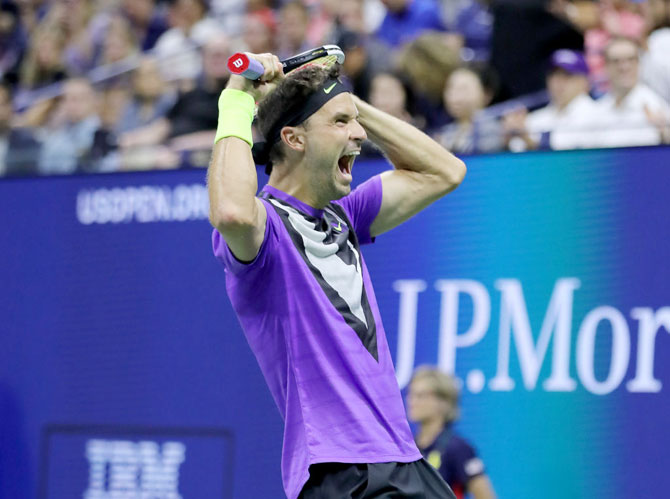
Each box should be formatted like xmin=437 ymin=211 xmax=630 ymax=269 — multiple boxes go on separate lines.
xmin=84 ymin=439 xmax=185 ymax=498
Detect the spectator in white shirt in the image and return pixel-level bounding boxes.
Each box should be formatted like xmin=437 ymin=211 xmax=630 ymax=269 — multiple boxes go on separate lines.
xmin=152 ymin=0 xmax=221 ymax=85
xmin=587 ymin=36 xmax=670 ymax=147
xmin=503 ymin=49 xmax=598 ymax=152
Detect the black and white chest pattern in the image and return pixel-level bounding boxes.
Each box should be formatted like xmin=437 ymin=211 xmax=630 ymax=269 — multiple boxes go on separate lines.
xmin=263 ymin=193 xmax=379 ymax=361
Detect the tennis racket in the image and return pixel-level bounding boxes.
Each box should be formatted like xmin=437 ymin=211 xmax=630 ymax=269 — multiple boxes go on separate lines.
xmin=227 ymin=45 xmax=345 ymax=80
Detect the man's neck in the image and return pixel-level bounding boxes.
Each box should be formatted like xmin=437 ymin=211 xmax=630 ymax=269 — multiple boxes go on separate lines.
xmin=268 ymin=164 xmax=328 ymax=210
xmin=416 ymin=418 xmax=445 ymax=449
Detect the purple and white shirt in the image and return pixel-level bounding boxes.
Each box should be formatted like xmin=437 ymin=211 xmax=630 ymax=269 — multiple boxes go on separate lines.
xmin=212 ymin=176 xmax=421 ymax=498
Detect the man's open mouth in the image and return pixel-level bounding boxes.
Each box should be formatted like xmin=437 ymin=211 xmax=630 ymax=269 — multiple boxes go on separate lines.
xmin=338 ymin=151 xmax=360 ymax=175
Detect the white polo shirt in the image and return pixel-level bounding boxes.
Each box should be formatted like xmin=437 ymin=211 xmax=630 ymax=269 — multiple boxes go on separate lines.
xmin=587 ymin=84 xmax=670 ymax=148
xmin=525 ymin=93 xmax=599 ymax=150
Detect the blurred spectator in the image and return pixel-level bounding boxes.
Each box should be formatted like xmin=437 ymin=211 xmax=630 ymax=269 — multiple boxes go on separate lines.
xmin=335 ymin=0 xmax=393 ymax=72
xmin=407 ymin=367 xmax=496 ymax=499
xmin=435 ymin=65 xmax=502 ymax=154
xmin=94 ymin=56 xmax=177 ymax=172
xmin=503 ymin=49 xmax=598 ymax=151
xmin=242 ymin=9 xmax=277 ymax=54
xmin=641 ymin=0 xmax=670 ymax=103
xmin=276 ymin=1 xmax=311 ymax=59
xmin=586 ymin=36 xmax=670 ymax=147
xmin=120 ymin=33 xmax=231 ymax=157
xmin=584 ymin=0 xmax=648 ymax=93
xmin=304 ymin=0 xmax=338 ymax=46
xmin=375 ymin=0 xmax=446 ymax=47
xmin=116 ymin=56 xmax=175 ymax=137
xmin=335 ymin=30 xmax=376 ymax=101
xmin=19 ymin=23 xmax=66 ymax=90
xmin=153 ymin=0 xmax=220 ymax=85
xmin=209 ymin=0 xmax=251 ymax=37
xmin=100 ymin=15 xmax=139 ymax=66
xmin=395 ymin=32 xmax=458 ymax=129
xmin=37 ymin=78 xmax=101 ymax=174
xmin=369 ymin=72 xmax=422 ymax=127
xmin=121 ymin=0 xmax=168 ymax=51
xmin=490 ymin=0 xmax=583 ymax=101
xmin=445 ymin=0 xmax=493 ymax=63
xmin=338 ymin=0 xmax=368 ymax=33
xmin=48 ymin=0 xmax=99 ymax=76
xmin=0 ymin=81 xmax=39 ymax=176
xmin=0 ymin=0 xmax=27 ymax=86
xmin=338 ymin=0 xmax=386 ymax=34
xmin=15 ymin=0 xmax=50 ymax=35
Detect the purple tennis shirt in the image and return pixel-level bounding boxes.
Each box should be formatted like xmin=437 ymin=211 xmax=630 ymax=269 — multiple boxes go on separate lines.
xmin=212 ymin=176 xmax=421 ymax=498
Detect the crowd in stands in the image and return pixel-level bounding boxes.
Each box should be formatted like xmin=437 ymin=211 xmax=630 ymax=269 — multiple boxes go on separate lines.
xmin=1 ymin=0 xmax=669 ymax=177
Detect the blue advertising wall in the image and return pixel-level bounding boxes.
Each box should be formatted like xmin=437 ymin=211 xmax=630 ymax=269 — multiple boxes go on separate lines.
xmin=1 ymin=146 xmax=669 ymax=499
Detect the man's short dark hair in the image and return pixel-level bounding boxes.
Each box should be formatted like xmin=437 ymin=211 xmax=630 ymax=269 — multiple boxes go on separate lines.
xmin=256 ymin=64 xmax=341 ymax=167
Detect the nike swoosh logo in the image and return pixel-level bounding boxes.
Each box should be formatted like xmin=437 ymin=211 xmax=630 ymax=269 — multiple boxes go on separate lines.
xmin=323 ymin=82 xmax=337 ymax=94
xmin=332 ymin=221 xmax=342 ymax=232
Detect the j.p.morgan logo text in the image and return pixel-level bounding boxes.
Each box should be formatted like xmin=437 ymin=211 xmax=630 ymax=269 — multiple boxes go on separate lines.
xmin=393 ymin=278 xmax=668 ymax=395
xmin=84 ymin=439 xmax=185 ymax=498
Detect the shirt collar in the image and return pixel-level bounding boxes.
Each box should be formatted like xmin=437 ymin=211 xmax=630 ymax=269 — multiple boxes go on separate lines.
xmin=261 ymin=184 xmax=324 ymax=219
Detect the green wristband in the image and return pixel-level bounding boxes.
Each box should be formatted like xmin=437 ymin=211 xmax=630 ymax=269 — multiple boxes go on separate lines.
xmin=214 ymin=89 xmax=256 ymax=146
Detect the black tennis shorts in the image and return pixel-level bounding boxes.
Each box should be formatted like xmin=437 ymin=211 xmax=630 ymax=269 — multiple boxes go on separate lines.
xmin=298 ymin=458 xmax=457 ymax=498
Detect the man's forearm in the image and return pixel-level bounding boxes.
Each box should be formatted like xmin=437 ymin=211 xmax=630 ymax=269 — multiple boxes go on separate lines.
xmin=353 ymin=96 xmax=466 ymax=185
xmin=207 ymin=136 xmax=259 ymax=227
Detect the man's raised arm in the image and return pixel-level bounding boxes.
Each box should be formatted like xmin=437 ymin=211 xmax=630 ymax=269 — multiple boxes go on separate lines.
xmin=352 ymin=96 xmax=467 ymax=238
xmin=207 ymin=54 xmax=283 ymax=262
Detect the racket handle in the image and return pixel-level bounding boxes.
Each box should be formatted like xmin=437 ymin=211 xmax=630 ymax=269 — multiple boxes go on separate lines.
xmin=227 ymin=53 xmax=265 ymax=80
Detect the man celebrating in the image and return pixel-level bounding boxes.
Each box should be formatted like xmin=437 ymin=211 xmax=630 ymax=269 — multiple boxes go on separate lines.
xmin=208 ymin=52 xmax=465 ymax=499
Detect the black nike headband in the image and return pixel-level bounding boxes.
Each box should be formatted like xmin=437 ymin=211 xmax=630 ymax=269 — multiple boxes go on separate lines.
xmin=252 ymin=77 xmax=349 ymax=173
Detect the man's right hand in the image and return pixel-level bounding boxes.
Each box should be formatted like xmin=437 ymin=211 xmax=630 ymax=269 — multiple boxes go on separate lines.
xmin=226 ymin=53 xmax=285 ymax=102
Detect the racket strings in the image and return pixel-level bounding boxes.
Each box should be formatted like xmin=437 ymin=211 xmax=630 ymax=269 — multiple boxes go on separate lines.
xmin=286 ymin=55 xmax=340 ymax=75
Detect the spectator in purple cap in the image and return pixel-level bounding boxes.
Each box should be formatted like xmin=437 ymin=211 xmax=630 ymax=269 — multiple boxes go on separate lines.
xmin=503 ymin=48 xmax=598 ymax=151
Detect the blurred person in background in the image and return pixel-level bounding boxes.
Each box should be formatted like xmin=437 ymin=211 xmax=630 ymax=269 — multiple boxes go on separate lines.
xmin=443 ymin=0 xmax=493 ymax=63
xmin=369 ymin=72 xmax=423 ymax=127
xmin=0 ymin=0 xmax=27 ymax=86
xmin=338 ymin=0 xmax=386 ymax=35
xmin=120 ymin=32 xmax=231 ymax=163
xmin=375 ymin=0 xmax=446 ymax=48
xmin=36 ymin=77 xmax=101 ymax=174
xmin=490 ymin=0 xmax=584 ymax=101
xmin=14 ymin=0 xmax=49 ymax=35
xmin=586 ymin=36 xmax=670 ymax=146
xmin=100 ymin=15 xmax=138 ymax=66
xmin=334 ymin=29 xmax=375 ymax=101
xmin=436 ymin=65 xmax=503 ymax=154
xmin=116 ymin=56 xmax=175 ymax=138
xmin=407 ymin=367 xmax=496 ymax=499
xmin=363 ymin=71 xmax=422 ymax=157
xmin=395 ymin=32 xmax=458 ymax=129
xmin=304 ymin=0 xmax=339 ymax=46
xmin=276 ymin=1 xmax=311 ymax=59
xmin=120 ymin=0 xmax=168 ymax=51
xmin=503 ymin=49 xmax=598 ymax=151
xmin=242 ymin=9 xmax=277 ymax=55
xmin=641 ymin=0 xmax=670 ymax=103
xmin=18 ymin=23 xmax=66 ymax=90
xmin=0 ymin=81 xmax=39 ymax=176
xmin=107 ymin=56 xmax=178 ymax=170
xmin=46 ymin=0 xmax=99 ymax=76
xmin=334 ymin=0 xmax=394 ymax=79
xmin=153 ymin=0 xmax=220 ymax=86
xmin=584 ymin=0 xmax=648 ymax=94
